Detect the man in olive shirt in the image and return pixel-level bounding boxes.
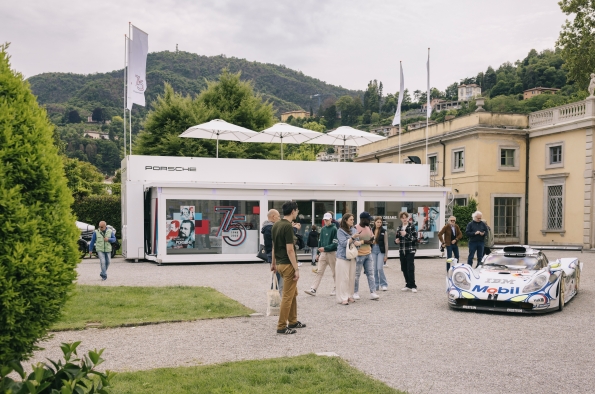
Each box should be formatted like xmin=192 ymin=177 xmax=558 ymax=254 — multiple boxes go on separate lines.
xmin=271 ymin=201 xmax=306 ymax=335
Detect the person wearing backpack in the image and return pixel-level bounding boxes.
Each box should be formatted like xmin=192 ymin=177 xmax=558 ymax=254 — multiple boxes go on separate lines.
xmin=307 ymin=225 xmax=320 ymax=266
xmin=89 ymin=220 xmax=116 ymax=281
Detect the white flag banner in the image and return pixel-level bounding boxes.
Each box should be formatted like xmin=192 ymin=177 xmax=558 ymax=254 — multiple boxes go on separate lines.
xmin=127 ymin=25 xmax=148 ymax=110
xmin=426 ymin=49 xmax=431 ymax=118
xmin=392 ymin=62 xmax=404 ymax=126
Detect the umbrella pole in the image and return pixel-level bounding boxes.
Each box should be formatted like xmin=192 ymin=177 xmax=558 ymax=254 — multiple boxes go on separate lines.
xmin=281 ymin=136 xmax=283 ymax=160
xmin=216 ymin=133 xmax=219 ymax=158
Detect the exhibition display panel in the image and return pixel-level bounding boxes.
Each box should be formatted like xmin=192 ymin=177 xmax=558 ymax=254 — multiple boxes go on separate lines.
xmin=121 ymin=155 xmax=449 ymax=264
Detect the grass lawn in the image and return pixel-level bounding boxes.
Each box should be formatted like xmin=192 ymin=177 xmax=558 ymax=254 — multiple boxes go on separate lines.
xmin=110 ymin=354 xmax=404 ymax=394
xmin=53 ymin=285 xmax=254 ymax=330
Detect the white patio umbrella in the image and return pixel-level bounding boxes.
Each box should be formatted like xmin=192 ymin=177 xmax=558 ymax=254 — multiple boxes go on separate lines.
xmin=179 ymin=119 xmax=258 ymax=158
xmin=246 ymin=122 xmax=323 ymax=159
xmin=305 ymin=126 xmax=386 ymax=161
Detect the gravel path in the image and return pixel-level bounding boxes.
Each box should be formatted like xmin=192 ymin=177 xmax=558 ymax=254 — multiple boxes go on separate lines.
xmin=30 ymin=249 xmax=594 ymax=394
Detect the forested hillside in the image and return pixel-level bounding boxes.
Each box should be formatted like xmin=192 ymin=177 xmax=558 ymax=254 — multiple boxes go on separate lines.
xmin=28 ymin=50 xmax=361 ymax=122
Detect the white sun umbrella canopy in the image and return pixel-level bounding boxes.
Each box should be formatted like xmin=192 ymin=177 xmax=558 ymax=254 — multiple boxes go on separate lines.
xmin=179 ymin=119 xmax=258 ymax=158
xmin=306 ymin=126 xmax=386 ymax=161
xmin=246 ymin=122 xmax=323 ymax=159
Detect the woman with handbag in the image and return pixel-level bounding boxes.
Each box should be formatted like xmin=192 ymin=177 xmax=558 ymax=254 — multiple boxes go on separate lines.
xmin=335 ymin=213 xmax=360 ymax=305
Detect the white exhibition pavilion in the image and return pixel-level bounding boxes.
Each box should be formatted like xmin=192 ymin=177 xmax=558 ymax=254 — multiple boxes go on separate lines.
xmin=121 ymin=155 xmax=449 ymax=263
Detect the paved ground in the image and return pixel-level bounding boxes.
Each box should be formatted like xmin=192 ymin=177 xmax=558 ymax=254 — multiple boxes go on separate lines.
xmin=31 ymin=249 xmax=594 ymax=394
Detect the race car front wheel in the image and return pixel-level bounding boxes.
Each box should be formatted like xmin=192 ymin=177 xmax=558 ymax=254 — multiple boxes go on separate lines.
xmin=558 ymin=274 xmax=566 ymax=311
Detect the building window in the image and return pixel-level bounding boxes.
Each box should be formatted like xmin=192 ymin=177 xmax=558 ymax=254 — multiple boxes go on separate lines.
xmin=493 ymin=197 xmax=521 ymax=242
xmin=428 ymin=155 xmax=438 ymax=173
xmin=547 ymin=185 xmax=563 ymax=230
xmin=545 ymin=142 xmax=564 ymax=169
xmin=498 ymin=145 xmax=519 ymax=171
xmin=550 ymin=146 xmax=562 ymax=164
xmin=500 ymin=149 xmax=515 ymax=167
xmin=454 ymin=198 xmax=467 ymax=206
xmin=452 ymin=148 xmax=465 ymax=172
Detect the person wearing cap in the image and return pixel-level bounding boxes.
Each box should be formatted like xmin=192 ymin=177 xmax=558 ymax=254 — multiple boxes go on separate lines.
xmin=304 ymin=212 xmax=338 ymax=297
xmin=353 ymin=212 xmax=380 ymax=300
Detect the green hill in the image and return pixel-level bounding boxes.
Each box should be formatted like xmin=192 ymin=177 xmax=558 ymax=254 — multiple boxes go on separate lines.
xmin=27 ymin=50 xmax=361 ymax=120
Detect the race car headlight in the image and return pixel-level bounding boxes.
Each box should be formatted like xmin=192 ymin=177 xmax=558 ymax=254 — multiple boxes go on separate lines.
xmin=453 ymin=271 xmax=471 ymax=290
xmin=522 ymin=274 xmax=548 ymax=293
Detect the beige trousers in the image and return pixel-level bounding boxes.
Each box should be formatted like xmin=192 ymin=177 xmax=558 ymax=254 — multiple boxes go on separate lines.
xmin=311 ymin=251 xmax=336 ymax=291
xmin=277 ymin=264 xmax=298 ymax=330
xmin=335 ymin=257 xmax=356 ymax=303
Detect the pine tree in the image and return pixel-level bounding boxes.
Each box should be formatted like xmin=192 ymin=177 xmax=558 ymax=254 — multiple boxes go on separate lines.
xmin=0 ymin=43 xmax=79 ymax=364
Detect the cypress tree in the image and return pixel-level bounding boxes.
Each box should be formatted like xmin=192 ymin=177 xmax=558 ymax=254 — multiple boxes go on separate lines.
xmin=0 ymin=44 xmax=79 ymax=364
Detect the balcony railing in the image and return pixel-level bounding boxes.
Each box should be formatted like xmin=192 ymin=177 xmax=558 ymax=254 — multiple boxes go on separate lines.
xmin=529 ymin=99 xmax=594 ymax=128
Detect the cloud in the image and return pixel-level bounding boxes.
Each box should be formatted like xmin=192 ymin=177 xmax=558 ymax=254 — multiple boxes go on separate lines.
xmin=0 ymin=0 xmax=567 ymax=92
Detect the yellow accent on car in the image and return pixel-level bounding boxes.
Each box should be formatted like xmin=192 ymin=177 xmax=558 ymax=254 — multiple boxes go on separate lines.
xmin=461 ymin=291 xmax=475 ymax=299
xmin=510 ymin=295 xmax=528 ymax=302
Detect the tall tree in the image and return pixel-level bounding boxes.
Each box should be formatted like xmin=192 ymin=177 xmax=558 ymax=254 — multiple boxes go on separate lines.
xmin=135 ymin=70 xmax=277 ymax=159
xmin=0 ymin=43 xmax=79 ymax=365
xmin=557 ymin=0 xmax=595 ymax=87
xmin=91 ymin=107 xmax=104 ymax=123
xmin=483 ymin=67 xmax=497 ymax=90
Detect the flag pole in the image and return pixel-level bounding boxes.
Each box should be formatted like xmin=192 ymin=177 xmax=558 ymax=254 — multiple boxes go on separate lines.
xmin=123 ymin=34 xmax=127 ymax=157
xmin=129 ymin=22 xmax=132 ymax=156
xmin=426 ymin=48 xmax=430 ymax=165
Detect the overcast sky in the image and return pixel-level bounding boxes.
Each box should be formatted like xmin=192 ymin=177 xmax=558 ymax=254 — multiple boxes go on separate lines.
xmin=1 ymin=0 xmax=568 ymax=93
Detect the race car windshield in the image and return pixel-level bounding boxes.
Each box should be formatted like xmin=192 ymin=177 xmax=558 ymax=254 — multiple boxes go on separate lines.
xmin=483 ymin=255 xmax=540 ymax=269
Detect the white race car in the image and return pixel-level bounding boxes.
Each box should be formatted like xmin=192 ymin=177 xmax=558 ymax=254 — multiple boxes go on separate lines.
xmin=447 ymin=245 xmax=582 ymax=313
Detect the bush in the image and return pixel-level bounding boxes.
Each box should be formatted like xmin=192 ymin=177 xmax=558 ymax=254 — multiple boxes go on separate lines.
xmin=72 ymin=195 xmax=121 ymax=234
xmin=0 ymin=342 xmax=113 ymax=393
xmin=0 ymin=44 xmax=79 ymax=365
xmin=453 ymin=198 xmax=478 ymax=241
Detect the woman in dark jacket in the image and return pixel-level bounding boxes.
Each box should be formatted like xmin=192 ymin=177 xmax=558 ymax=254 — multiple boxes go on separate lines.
xmin=307 ymin=225 xmax=320 ymax=266
xmin=371 ymin=216 xmax=389 ymax=291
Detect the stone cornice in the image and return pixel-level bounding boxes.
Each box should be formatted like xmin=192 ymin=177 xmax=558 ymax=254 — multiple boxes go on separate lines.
xmin=529 ymin=117 xmax=595 ymax=137
xmin=537 ymin=173 xmax=570 ymax=180
xmin=356 ymin=126 xmax=528 ymax=161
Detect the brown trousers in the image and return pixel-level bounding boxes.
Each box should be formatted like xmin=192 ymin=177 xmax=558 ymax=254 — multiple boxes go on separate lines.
xmin=277 ymin=264 xmax=298 ymax=330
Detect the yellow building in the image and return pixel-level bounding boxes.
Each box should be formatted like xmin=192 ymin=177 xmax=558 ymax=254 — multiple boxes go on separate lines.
xmin=280 ymin=110 xmax=310 ymax=122
xmin=356 ymin=112 xmax=529 ymax=244
xmin=527 ymin=98 xmax=594 ymax=248
xmin=357 ymin=93 xmax=595 ymax=249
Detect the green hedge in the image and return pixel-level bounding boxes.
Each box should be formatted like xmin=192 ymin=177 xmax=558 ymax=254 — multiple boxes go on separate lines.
xmin=453 ymin=198 xmax=478 ymax=241
xmin=73 ymin=195 xmax=121 ymax=235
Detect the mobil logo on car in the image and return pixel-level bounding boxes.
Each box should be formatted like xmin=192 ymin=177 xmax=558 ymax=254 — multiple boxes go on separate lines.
xmin=472 ymin=285 xmax=521 ymax=294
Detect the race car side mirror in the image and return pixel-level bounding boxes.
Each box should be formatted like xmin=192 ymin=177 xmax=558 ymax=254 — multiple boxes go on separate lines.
xmin=548 ymin=260 xmax=561 ymax=270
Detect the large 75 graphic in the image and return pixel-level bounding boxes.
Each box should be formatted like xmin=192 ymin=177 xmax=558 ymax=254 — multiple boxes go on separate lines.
xmin=215 ymin=206 xmax=247 ymax=246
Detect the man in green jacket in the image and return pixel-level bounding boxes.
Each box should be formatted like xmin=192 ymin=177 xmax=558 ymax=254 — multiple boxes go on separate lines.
xmin=305 ymin=212 xmax=338 ymax=296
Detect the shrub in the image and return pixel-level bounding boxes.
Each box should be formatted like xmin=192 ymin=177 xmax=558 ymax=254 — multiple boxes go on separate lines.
xmin=0 ymin=342 xmax=113 ymax=393
xmin=72 ymin=195 xmax=121 ymax=235
xmin=0 ymin=44 xmax=79 ymax=365
xmin=453 ymin=198 xmax=478 ymax=241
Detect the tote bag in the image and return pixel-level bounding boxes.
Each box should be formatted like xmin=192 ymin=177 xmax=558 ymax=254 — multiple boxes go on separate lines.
xmin=346 ymin=239 xmax=359 ymax=260
xmin=266 ymin=273 xmax=281 ymax=316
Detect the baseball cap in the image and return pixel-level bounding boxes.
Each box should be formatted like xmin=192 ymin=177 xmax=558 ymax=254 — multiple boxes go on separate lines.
xmin=323 ymin=213 xmax=332 ymax=220
xmin=359 ymin=211 xmax=371 ymax=220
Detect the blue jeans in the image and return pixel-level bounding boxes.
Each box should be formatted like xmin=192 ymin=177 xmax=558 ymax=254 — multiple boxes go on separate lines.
xmin=97 ymin=251 xmax=111 ymax=279
xmin=268 ymin=252 xmax=283 ymax=296
xmin=355 ymin=254 xmax=376 ymax=293
xmin=371 ymin=244 xmax=387 ymax=288
xmin=311 ymin=248 xmax=317 ymax=264
xmin=467 ymin=241 xmax=484 ymax=267
xmin=446 ymin=243 xmax=460 ymax=271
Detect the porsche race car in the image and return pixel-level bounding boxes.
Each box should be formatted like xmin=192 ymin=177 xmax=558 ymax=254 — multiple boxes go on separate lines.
xmin=447 ymin=245 xmax=582 ymax=313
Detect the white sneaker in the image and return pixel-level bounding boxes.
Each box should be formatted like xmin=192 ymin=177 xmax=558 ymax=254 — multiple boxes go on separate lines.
xmin=330 ymin=289 xmax=336 ymax=296
xmin=298 ymin=262 xmax=303 ymax=267
xmin=353 ymin=293 xmax=361 ymax=300
xmin=304 ymin=288 xmax=316 ymax=296
xmin=381 ymin=286 xmax=388 ymax=291
xmin=370 ymin=293 xmax=380 ymax=300
xmin=401 ymin=287 xmax=410 ymax=291
xmin=411 ymin=288 xmax=418 ymax=293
